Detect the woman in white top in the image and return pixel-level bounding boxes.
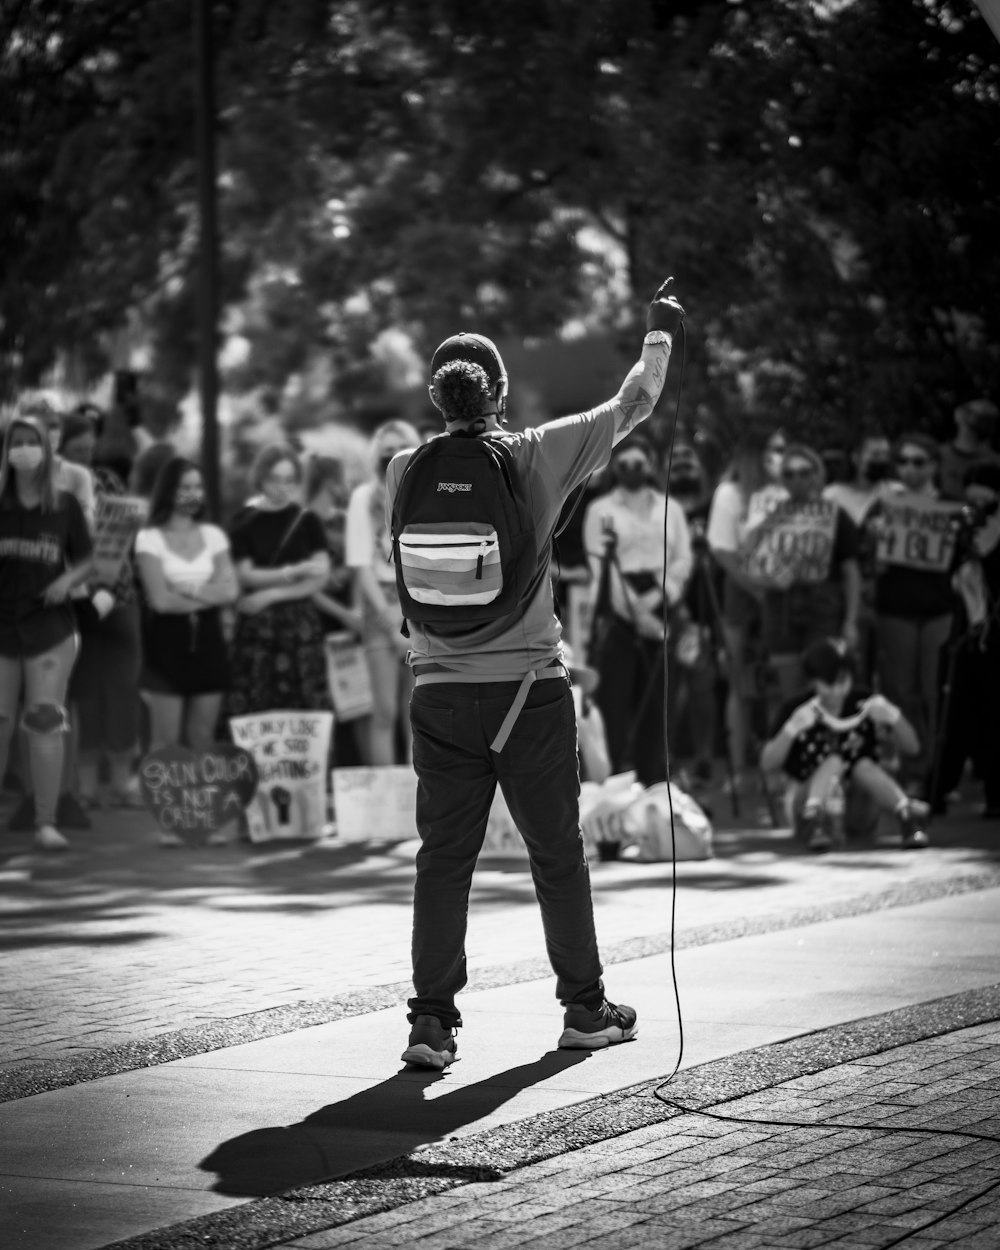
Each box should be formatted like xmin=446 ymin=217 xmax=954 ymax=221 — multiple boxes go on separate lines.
xmin=134 ymin=458 xmax=238 ymax=751
xmin=346 ymin=419 xmax=420 ymax=765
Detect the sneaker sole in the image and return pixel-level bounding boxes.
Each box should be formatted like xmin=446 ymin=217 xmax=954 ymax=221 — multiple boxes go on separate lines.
xmin=400 ymin=1044 xmax=456 ymax=1070
xmin=557 ymin=1023 xmax=638 ymax=1050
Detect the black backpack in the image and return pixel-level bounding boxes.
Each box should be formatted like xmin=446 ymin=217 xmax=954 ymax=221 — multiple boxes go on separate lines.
xmin=390 ymin=433 xmax=538 ymax=634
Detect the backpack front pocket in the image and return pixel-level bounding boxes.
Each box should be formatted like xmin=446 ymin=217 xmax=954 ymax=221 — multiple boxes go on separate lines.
xmin=397 ymin=523 xmax=502 ymax=605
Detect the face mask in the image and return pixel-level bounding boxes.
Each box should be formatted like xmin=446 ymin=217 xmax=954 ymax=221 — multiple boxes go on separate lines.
xmin=968 ymin=416 xmax=996 ymax=440
xmin=669 ymin=473 xmax=701 ymax=498
xmin=176 ymin=491 xmax=204 ymax=514
xmin=863 ymin=460 xmax=891 ymax=483
xmin=615 ymin=465 xmax=647 ymax=492
xmin=8 ymin=446 xmax=44 ymax=472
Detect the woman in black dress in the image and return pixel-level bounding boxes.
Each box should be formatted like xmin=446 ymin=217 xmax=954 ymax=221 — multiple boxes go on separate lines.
xmin=227 ymin=444 xmax=331 ymax=717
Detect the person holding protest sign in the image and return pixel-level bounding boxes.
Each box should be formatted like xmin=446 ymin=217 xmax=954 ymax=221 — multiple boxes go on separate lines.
xmin=706 ymin=430 xmax=788 ymax=793
xmin=0 ymin=416 xmax=94 ymax=851
xmin=870 ymin=434 xmax=957 ymax=796
xmin=760 ymin=637 xmax=927 ymax=852
xmin=746 ymin=444 xmax=861 ymax=717
xmin=135 ymin=459 xmax=239 ymax=809
xmin=60 ymin=415 xmax=146 ymax=810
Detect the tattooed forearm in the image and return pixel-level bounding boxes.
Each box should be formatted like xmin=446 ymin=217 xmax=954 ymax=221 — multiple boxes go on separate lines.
xmin=610 ymin=341 xmax=673 ymax=443
xmin=616 ymin=388 xmax=654 ymax=434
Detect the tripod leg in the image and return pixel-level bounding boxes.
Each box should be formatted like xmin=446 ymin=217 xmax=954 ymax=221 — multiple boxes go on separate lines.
xmin=698 ymin=562 xmax=743 ymax=819
xmin=927 ymin=637 xmax=962 ymax=819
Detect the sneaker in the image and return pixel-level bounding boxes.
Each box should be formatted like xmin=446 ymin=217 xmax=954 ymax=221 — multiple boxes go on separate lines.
xmin=35 ymin=825 xmax=70 ymax=852
xmin=57 ymin=793 xmax=91 ymax=830
xmin=898 ymin=804 xmax=929 ymax=850
xmin=797 ymin=805 xmax=831 ymax=853
xmin=558 ymin=999 xmax=638 ymax=1050
xmin=401 ymin=1014 xmax=457 ymax=1070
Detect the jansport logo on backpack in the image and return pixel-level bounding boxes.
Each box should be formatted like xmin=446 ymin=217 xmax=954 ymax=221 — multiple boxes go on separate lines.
xmin=390 ymin=434 xmax=538 ymax=632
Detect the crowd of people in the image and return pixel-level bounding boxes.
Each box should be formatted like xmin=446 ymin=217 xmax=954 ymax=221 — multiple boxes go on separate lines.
xmin=0 ymin=388 xmax=997 ymax=854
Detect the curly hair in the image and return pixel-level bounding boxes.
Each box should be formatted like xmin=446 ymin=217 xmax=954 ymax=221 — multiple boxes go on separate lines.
xmin=431 ymin=360 xmax=494 ymax=425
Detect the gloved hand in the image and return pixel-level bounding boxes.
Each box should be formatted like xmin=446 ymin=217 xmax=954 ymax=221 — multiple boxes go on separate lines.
xmin=646 ymin=277 xmax=686 ymax=335
xmin=782 ymin=700 xmax=819 ymax=739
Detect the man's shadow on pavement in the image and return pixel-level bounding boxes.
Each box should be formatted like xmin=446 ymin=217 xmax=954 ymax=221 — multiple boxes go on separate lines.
xmin=200 ymin=1048 xmax=591 ymax=1197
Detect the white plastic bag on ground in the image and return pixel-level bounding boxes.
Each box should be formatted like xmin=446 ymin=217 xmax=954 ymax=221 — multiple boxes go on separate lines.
xmin=618 ymin=781 xmax=714 ymax=862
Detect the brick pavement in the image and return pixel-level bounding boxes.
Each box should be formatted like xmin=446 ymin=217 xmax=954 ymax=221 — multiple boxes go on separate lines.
xmin=278 ymin=1020 xmax=1000 ymax=1250
xmin=2 ymin=805 xmax=999 ymax=1074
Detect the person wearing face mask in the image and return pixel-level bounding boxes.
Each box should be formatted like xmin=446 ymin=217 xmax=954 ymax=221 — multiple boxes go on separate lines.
xmin=346 ymin=419 xmax=421 ymax=766
xmin=226 ymin=444 xmax=332 ymax=724
xmin=929 ymin=462 xmax=1000 ymax=819
xmin=939 ymin=399 xmax=1000 ymax=502
xmin=0 ymin=417 xmax=94 ymax=851
xmin=582 ymin=434 xmax=692 ymax=785
xmin=823 ymin=434 xmax=895 ymax=527
xmin=134 ymin=459 xmax=239 ymax=809
xmin=17 ymin=398 xmax=97 ymax=531
xmin=760 ymin=637 xmax=926 ymax=853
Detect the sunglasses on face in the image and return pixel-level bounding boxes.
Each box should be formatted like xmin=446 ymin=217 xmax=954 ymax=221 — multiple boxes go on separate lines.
xmin=896 ymin=456 xmax=929 ymax=468
xmin=782 ymin=466 xmax=815 ymax=480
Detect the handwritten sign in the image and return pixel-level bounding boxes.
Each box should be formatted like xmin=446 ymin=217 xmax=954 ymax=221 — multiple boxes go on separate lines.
xmin=875 ymin=493 xmax=961 ymax=573
xmin=324 ymin=632 xmax=374 ymax=722
xmin=139 ymin=743 xmax=258 ymax=845
xmin=93 ymin=495 xmax=148 ymax=584
xmin=742 ymin=499 xmax=838 ymax=586
xmin=332 ymin=765 xmax=417 ymax=842
xmin=229 ymin=711 xmax=333 ymax=842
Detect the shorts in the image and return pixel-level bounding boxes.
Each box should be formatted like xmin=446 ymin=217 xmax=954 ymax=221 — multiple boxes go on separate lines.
xmin=0 ymin=606 xmax=77 ymax=660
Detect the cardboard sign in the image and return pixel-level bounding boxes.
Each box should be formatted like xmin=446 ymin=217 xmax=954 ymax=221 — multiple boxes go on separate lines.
xmin=332 ymin=765 xmax=417 ymax=842
xmin=229 ymin=711 xmax=333 ymax=842
xmin=742 ymin=499 xmax=838 ymax=586
xmin=93 ymin=495 xmax=148 ymax=584
xmin=139 ymin=743 xmax=258 ymax=845
xmin=324 ymin=632 xmax=374 ymax=722
xmin=875 ymin=493 xmax=961 ymax=572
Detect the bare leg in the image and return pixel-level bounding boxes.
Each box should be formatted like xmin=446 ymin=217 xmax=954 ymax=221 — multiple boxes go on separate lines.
xmin=142 ymin=691 xmax=184 ymax=750
xmin=23 ymin=637 xmax=77 ymax=840
xmin=184 ymin=693 xmax=223 ymax=750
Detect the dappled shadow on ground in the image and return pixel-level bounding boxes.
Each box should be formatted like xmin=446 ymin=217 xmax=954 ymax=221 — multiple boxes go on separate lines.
xmin=0 ymin=799 xmax=996 ymax=951
xmin=200 ymin=1047 xmax=591 ymax=1197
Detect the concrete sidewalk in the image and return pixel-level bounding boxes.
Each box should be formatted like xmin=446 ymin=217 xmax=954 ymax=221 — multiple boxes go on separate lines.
xmin=2 ymin=885 xmax=998 ymax=1249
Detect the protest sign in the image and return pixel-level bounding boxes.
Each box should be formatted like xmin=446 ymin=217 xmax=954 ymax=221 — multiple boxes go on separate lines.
xmin=332 ymin=765 xmax=417 ymax=842
xmin=742 ymin=499 xmax=838 ymax=586
xmin=874 ymin=493 xmax=961 ymax=572
xmin=93 ymin=495 xmax=148 ymax=584
xmin=229 ymin=711 xmax=333 ymax=841
xmin=139 ymin=742 xmax=258 ymax=846
xmin=324 ymin=632 xmax=374 ymax=721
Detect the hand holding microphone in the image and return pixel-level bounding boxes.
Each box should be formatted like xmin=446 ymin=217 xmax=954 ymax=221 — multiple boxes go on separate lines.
xmin=646 ymin=277 xmax=686 ymax=336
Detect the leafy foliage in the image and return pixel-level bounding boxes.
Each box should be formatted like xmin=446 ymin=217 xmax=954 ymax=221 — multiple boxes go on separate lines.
xmin=2 ymin=0 xmax=997 ymax=447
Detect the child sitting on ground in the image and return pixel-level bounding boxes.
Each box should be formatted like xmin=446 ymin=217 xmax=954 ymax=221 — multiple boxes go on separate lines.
xmin=759 ymin=637 xmax=929 ymax=853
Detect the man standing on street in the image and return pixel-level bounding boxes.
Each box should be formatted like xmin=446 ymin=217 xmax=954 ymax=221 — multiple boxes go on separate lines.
xmin=385 ymin=278 xmax=686 ymax=1069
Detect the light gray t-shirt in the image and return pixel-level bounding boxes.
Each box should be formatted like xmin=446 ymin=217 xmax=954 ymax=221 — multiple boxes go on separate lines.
xmin=385 ymin=407 xmax=615 ymax=678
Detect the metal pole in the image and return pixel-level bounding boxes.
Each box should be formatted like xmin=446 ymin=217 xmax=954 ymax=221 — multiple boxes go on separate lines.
xmin=193 ymin=0 xmax=221 ymax=520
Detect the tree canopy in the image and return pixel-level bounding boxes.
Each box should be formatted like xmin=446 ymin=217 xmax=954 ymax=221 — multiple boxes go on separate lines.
xmin=2 ymin=0 xmax=998 ymax=446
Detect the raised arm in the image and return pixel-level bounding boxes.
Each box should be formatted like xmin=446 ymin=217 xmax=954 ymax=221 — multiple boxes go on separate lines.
xmin=610 ymin=277 xmax=686 ymax=448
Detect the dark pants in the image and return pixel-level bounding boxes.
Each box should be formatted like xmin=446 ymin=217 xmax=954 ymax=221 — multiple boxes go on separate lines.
xmin=933 ymin=633 xmax=1000 ymax=810
xmin=594 ymin=615 xmax=666 ymax=786
xmin=408 ymin=676 xmax=604 ymax=1028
